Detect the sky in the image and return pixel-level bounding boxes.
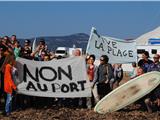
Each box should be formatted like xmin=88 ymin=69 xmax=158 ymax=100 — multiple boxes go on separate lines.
xmin=0 ymin=1 xmax=160 ymax=39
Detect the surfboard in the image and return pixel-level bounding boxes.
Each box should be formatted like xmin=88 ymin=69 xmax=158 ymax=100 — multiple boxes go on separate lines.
xmin=94 ymin=71 xmax=160 ymax=114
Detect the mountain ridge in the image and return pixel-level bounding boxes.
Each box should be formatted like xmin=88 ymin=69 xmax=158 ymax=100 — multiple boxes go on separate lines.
xmin=19 ymin=33 xmax=89 ymax=51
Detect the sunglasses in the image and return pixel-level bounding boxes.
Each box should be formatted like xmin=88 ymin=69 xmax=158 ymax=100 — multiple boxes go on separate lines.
xmin=100 ymin=59 xmax=104 ymax=61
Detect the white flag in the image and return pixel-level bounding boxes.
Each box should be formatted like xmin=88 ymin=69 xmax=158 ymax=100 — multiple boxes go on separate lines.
xmin=32 ymin=37 xmax=37 ymax=52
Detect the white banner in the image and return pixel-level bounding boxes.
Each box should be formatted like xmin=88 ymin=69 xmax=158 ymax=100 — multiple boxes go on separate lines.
xmin=15 ymin=57 xmax=91 ymax=98
xmin=86 ymin=27 xmax=137 ymax=63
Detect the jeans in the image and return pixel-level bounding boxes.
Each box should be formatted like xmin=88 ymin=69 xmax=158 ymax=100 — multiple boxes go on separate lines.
xmin=5 ymin=94 xmax=12 ymax=114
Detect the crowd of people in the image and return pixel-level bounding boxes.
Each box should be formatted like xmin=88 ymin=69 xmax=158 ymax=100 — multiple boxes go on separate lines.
xmin=0 ymin=35 xmax=70 ymax=116
xmin=0 ymin=35 xmax=160 ymax=117
xmin=130 ymin=51 xmax=160 ymax=113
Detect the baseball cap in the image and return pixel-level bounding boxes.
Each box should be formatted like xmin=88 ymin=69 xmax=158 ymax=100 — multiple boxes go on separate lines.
xmin=25 ymin=39 xmax=31 ymax=43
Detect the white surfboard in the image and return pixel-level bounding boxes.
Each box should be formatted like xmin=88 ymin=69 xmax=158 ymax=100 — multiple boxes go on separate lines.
xmin=94 ymin=71 xmax=160 ymax=114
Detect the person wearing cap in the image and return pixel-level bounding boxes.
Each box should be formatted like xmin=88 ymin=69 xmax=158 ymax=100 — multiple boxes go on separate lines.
xmin=25 ymin=39 xmax=31 ymax=44
xmin=96 ymin=55 xmax=114 ymax=99
xmin=24 ymin=39 xmax=32 ymax=51
xmin=19 ymin=39 xmax=32 ymax=60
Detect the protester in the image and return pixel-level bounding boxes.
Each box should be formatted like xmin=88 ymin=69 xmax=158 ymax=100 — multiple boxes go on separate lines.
xmin=147 ymin=54 xmax=160 ymax=72
xmin=144 ymin=54 xmax=160 ymax=112
xmin=129 ymin=62 xmax=138 ymax=79
xmin=20 ymin=40 xmax=32 ymax=60
xmin=72 ymin=48 xmax=84 ymax=107
xmin=40 ymin=51 xmax=47 ymax=61
xmin=136 ymin=67 xmax=144 ymax=76
xmin=0 ymin=46 xmax=7 ymax=107
xmin=138 ymin=51 xmax=153 ymax=73
xmin=86 ymin=54 xmax=99 ymax=109
xmin=113 ymin=63 xmax=123 ymax=88
xmin=10 ymin=35 xmax=17 ymax=45
xmin=73 ymin=48 xmax=81 ymax=56
xmin=1 ymin=36 xmax=13 ymax=55
xmin=31 ymin=39 xmax=46 ymax=60
xmin=13 ymin=41 xmax=21 ymax=60
xmin=24 ymin=39 xmax=32 ymax=51
xmin=96 ymin=55 xmax=114 ymax=99
xmin=43 ymin=54 xmax=50 ymax=61
xmin=4 ymin=55 xmax=17 ymax=116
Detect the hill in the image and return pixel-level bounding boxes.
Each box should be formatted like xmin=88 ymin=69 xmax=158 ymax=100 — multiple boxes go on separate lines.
xmin=19 ymin=33 xmax=89 ymax=51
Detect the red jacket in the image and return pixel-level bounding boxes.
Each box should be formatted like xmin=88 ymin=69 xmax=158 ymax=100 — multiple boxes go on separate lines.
xmin=4 ymin=64 xmax=16 ymax=94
